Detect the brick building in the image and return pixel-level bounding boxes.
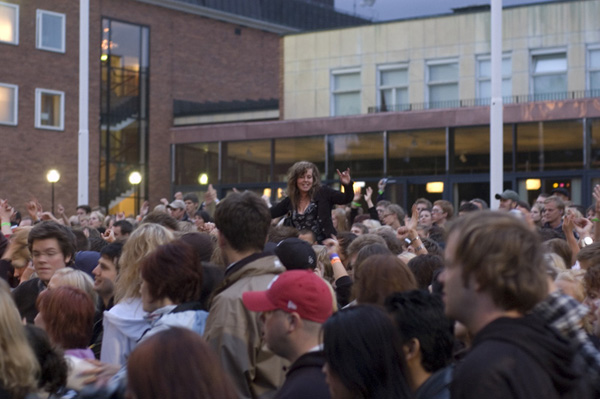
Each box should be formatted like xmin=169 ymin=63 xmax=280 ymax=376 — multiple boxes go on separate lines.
xmin=0 ymin=0 xmax=365 ymax=214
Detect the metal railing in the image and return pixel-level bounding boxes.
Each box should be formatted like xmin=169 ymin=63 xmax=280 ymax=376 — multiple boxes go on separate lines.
xmin=368 ymin=90 xmax=600 ymax=113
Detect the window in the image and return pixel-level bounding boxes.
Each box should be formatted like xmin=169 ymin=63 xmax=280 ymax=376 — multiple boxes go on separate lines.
xmin=427 ymin=59 xmax=458 ymax=109
xmin=531 ymin=50 xmax=567 ymax=100
xmin=589 ymin=46 xmax=600 ymax=93
xmin=0 ymin=83 xmax=17 ymax=125
xmin=331 ymin=69 xmax=361 ymax=116
xmin=477 ymin=55 xmax=512 ymax=104
xmin=378 ymin=64 xmax=408 ymax=111
xmin=35 ymin=89 xmax=64 ymax=130
xmin=0 ymin=2 xmax=18 ymax=45
xmin=36 ymin=10 xmax=65 ymax=52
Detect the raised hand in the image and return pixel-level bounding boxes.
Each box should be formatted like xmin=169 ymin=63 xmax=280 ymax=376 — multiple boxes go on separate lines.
xmin=336 ymin=168 xmax=351 ymax=185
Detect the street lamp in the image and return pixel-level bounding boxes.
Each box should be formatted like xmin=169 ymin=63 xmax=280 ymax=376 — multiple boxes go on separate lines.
xmin=46 ymin=169 xmax=60 ymax=215
xmin=129 ymin=171 xmax=142 ymax=216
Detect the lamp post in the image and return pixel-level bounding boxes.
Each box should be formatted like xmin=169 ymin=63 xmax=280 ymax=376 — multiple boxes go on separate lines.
xmin=46 ymin=169 xmax=60 ymax=215
xmin=129 ymin=171 xmax=142 ymax=216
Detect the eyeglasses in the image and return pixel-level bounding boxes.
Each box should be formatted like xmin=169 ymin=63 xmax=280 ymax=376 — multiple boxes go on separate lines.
xmin=382 ymin=213 xmax=393 ymax=218
xmin=431 ymin=209 xmax=442 ymax=214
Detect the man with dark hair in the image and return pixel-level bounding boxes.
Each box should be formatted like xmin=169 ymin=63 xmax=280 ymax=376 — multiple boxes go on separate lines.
xmin=112 ymin=220 xmax=133 ymax=241
xmin=183 ymin=193 xmax=199 ymax=221
xmin=93 ymin=242 xmax=124 ymax=310
xmin=204 ymin=191 xmax=286 ymax=399
xmin=13 ymin=221 xmax=76 ymax=323
xmin=440 ymin=211 xmax=592 ymax=398
xmin=385 ymin=290 xmax=454 ymax=398
xmin=91 ymin=242 xmax=124 ymax=358
xmin=76 ymin=205 xmax=92 ymax=218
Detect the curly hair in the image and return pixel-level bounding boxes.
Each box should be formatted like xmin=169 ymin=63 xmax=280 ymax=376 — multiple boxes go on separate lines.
xmin=286 ymin=161 xmax=321 ymax=211
xmin=115 ymin=223 xmax=176 ymax=303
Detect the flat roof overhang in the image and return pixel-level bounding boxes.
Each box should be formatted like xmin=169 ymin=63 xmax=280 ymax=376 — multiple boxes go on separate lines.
xmin=171 ymin=97 xmax=600 ymax=144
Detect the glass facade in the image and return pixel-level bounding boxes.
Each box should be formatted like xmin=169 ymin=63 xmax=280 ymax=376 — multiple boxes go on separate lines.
xmin=388 ymin=129 xmax=446 ymax=176
xmin=100 ymin=19 xmax=149 ymax=210
xmin=174 ymin=118 xmax=599 ymax=210
xmin=274 ymin=136 xmax=325 ymax=182
xmin=516 ymin=120 xmax=583 ymax=172
xmin=222 ymin=140 xmax=271 ymax=184
xmin=328 ymin=132 xmax=383 ymax=180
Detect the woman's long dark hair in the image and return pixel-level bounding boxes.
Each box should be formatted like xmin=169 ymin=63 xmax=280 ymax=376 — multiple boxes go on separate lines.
xmin=286 ymin=161 xmax=321 ymax=211
xmin=322 ymin=305 xmax=412 ymax=399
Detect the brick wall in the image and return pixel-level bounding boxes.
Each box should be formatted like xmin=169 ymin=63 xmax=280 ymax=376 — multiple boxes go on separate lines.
xmin=0 ymin=0 xmax=280 ymax=216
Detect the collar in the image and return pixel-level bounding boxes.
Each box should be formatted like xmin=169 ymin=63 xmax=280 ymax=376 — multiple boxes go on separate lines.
xmin=225 ymin=252 xmax=270 ymax=277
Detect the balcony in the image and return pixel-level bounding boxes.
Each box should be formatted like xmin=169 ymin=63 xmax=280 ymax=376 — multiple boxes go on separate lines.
xmin=368 ymin=90 xmax=600 ymax=113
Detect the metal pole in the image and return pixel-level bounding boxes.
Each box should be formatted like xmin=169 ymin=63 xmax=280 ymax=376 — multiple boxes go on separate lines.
xmin=78 ymin=0 xmax=90 ymax=205
xmin=51 ymin=183 xmax=55 ymax=215
xmin=490 ymin=0 xmax=504 ymax=209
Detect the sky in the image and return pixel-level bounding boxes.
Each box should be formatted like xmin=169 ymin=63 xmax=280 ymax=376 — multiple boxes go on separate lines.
xmin=334 ymin=0 xmax=558 ymax=21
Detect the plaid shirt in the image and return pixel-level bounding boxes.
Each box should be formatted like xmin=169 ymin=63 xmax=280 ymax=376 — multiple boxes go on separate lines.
xmin=532 ymin=290 xmax=600 ymax=384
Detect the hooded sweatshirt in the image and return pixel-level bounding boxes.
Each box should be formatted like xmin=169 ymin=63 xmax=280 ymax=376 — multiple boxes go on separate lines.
xmin=100 ymin=298 xmax=149 ymax=366
xmin=451 ymin=314 xmax=593 ymax=399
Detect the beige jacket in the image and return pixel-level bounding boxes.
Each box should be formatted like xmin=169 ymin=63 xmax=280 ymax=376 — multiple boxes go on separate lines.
xmin=204 ymin=254 xmax=287 ymax=399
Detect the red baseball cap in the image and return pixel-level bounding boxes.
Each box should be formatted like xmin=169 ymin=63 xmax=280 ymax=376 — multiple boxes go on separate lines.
xmin=242 ymin=270 xmax=333 ymax=323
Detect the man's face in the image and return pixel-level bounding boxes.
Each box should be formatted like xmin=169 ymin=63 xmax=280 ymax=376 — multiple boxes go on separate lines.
xmin=259 ymin=309 xmax=290 ymax=357
xmin=185 ymin=200 xmax=198 ymax=215
xmin=31 ymin=238 xmax=69 ymax=283
xmin=169 ymin=207 xmax=185 ymax=220
xmin=431 ymin=205 xmax=445 ymax=223
xmin=76 ymin=208 xmax=87 ymax=217
xmin=439 ymin=232 xmax=477 ymax=323
xmin=376 ymin=205 xmax=386 ymax=222
xmin=113 ymin=226 xmax=124 ymax=240
xmin=535 ymin=196 xmax=547 ymax=206
xmin=92 ymin=255 xmax=118 ymax=296
xmin=350 ymin=226 xmax=363 ymax=236
xmin=498 ymin=198 xmax=515 ymax=211
xmin=381 ymin=211 xmax=396 ymax=226
xmin=542 ymin=201 xmax=562 ymax=225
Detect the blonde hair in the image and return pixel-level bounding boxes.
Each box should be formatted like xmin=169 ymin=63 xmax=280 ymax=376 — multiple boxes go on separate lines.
xmin=555 ymin=269 xmax=586 ymax=303
xmin=9 ymin=226 xmax=33 ymax=269
xmin=114 ymin=224 xmax=175 ymax=303
xmin=50 ymin=267 xmax=98 ymax=306
xmin=0 ymin=279 xmax=39 ymax=397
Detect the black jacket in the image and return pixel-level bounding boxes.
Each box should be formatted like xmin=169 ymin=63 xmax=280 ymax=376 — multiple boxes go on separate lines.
xmin=12 ymin=278 xmax=45 ymax=324
xmin=271 ymin=183 xmax=353 ymax=242
xmin=275 ymin=350 xmax=330 ymax=399
xmin=451 ymin=315 xmax=593 ymax=399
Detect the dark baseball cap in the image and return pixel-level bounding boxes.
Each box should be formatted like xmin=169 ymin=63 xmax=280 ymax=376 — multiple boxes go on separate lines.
xmin=274 ymin=238 xmax=316 ymax=271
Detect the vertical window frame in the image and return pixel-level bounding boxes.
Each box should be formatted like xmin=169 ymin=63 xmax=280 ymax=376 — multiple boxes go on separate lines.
xmin=35 ymin=88 xmax=65 ymax=131
xmin=330 ymin=68 xmax=361 ymax=117
xmin=588 ymin=44 xmax=600 ymax=93
xmin=530 ymin=48 xmax=567 ymax=97
xmin=36 ymin=9 xmax=66 ymax=53
xmin=426 ymin=58 xmax=459 ymax=108
xmin=377 ymin=63 xmax=409 ymax=111
xmin=0 ymin=1 xmax=19 ymax=46
xmin=476 ymin=53 xmax=512 ymax=100
xmin=0 ymin=82 xmax=18 ymax=126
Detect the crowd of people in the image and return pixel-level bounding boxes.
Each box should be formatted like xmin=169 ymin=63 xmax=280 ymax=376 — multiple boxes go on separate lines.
xmin=1 ymin=160 xmax=600 ymax=399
